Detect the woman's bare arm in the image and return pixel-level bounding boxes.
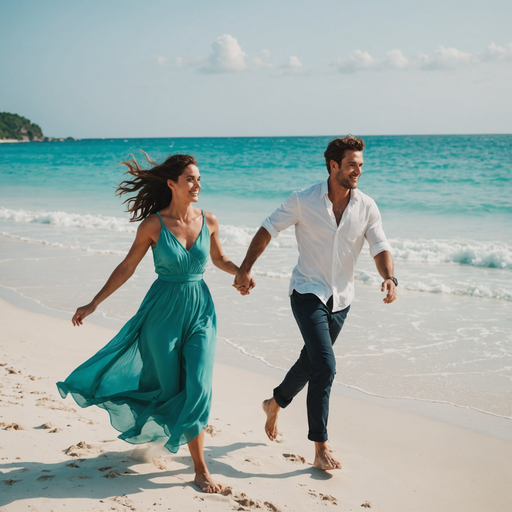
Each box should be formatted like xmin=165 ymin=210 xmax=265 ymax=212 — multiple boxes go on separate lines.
xmin=205 ymin=211 xmax=240 ymax=276
xmin=72 ymin=216 xmax=159 ymax=326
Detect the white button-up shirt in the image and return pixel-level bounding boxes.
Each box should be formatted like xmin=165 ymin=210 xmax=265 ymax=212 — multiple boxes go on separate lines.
xmin=261 ymin=179 xmax=392 ymax=312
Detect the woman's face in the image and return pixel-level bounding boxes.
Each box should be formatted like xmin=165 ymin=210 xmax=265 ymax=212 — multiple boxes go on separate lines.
xmin=168 ymin=164 xmax=201 ymax=203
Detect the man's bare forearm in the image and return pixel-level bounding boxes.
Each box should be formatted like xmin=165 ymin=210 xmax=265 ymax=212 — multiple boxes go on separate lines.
xmin=240 ymin=227 xmax=272 ymax=274
xmin=374 ymin=250 xmax=394 ymax=280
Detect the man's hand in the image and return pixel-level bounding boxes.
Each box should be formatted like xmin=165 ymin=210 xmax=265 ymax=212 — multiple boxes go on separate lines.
xmin=381 ymin=279 xmax=397 ymax=304
xmin=233 ymin=270 xmax=256 ymax=296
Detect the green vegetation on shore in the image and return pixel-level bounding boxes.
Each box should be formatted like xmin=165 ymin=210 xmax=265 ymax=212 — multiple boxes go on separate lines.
xmin=0 ymin=112 xmax=44 ymax=141
xmin=0 ymin=112 xmax=76 ymax=142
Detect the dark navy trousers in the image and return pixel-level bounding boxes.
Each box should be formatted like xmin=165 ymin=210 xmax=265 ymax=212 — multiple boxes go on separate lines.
xmin=273 ymin=290 xmax=350 ymax=442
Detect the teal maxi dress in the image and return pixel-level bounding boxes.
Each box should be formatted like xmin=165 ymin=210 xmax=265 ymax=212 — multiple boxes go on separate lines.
xmin=57 ymin=211 xmax=217 ymax=453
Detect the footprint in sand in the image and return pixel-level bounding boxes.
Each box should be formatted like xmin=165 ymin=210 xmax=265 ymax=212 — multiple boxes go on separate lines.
xmin=282 ymin=453 xmax=306 ymax=464
xmin=321 ymin=494 xmax=338 ymax=505
xmin=151 ymin=457 xmax=169 ymax=470
xmin=110 ymin=495 xmax=136 ymax=511
xmin=308 ymin=490 xmax=338 ymax=506
xmin=36 ymin=475 xmax=55 ymax=482
xmin=204 ymin=424 xmax=221 ymax=437
xmin=223 ymin=488 xmax=281 ymax=512
xmin=65 ymin=441 xmax=102 ymax=458
xmin=244 ymin=458 xmax=263 ymax=466
xmin=3 ymin=423 xmax=24 ymax=431
xmin=37 ymin=422 xmax=54 ymax=430
xmin=2 ymin=479 xmax=22 ymax=486
xmin=103 ymin=470 xmax=122 ymax=479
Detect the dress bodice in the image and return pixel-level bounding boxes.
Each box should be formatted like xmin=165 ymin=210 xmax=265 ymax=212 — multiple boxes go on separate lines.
xmin=152 ymin=211 xmax=210 ymax=278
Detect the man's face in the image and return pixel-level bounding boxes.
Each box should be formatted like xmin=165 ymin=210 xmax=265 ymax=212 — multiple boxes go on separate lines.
xmin=330 ymin=150 xmax=363 ymax=190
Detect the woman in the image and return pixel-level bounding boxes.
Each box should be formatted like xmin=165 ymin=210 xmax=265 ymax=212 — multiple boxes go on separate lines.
xmin=57 ymin=153 xmax=250 ymax=493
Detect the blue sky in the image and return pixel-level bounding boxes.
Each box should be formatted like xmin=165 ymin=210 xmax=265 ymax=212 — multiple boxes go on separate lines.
xmin=1 ymin=0 xmax=511 ymax=137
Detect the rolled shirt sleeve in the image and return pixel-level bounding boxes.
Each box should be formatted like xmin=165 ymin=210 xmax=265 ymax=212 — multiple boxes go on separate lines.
xmin=261 ymin=191 xmax=301 ymax=238
xmin=365 ymin=200 xmax=393 ymax=257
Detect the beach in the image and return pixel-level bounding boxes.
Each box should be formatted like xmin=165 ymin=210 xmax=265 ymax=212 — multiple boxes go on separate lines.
xmin=1 ymin=297 xmax=511 ymax=512
xmin=1 ymin=135 xmax=511 ymax=510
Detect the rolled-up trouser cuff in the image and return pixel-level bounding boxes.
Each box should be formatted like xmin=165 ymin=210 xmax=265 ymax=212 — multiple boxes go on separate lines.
xmin=308 ymin=431 xmax=328 ymax=442
xmin=273 ymin=386 xmax=292 ymax=409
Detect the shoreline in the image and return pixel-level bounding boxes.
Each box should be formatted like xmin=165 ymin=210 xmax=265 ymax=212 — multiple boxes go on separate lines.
xmin=1 ymin=283 xmax=511 ymax=443
xmin=1 ymin=297 xmax=511 ymax=511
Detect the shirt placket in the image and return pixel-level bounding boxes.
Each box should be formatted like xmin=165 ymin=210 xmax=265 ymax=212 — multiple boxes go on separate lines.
xmin=332 ymin=197 xmax=353 ymax=311
xmin=326 ymin=196 xmax=342 ymax=309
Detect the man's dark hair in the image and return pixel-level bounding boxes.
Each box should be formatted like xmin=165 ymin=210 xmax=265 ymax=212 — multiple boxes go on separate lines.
xmin=324 ymin=135 xmax=365 ymax=173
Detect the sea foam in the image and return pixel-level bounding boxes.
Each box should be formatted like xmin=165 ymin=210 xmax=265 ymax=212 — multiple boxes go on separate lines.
xmin=2 ymin=207 xmax=512 ymax=271
xmin=0 ymin=207 xmax=136 ymax=233
xmin=390 ymin=238 xmax=512 ymax=271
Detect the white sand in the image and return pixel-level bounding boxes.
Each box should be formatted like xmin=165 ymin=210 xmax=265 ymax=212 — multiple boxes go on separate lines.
xmin=1 ymin=297 xmax=511 ymax=511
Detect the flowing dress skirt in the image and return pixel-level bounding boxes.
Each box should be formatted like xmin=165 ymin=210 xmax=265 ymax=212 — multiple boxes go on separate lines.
xmin=57 ymin=277 xmax=217 ymax=453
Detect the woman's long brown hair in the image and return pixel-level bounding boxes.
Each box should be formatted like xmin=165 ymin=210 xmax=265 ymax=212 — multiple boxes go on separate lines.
xmin=116 ymin=152 xmax=197 ymax=222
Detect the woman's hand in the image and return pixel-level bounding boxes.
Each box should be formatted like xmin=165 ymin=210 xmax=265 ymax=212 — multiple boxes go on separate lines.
xmin=233 ymin=273 xmax=256 ymax=295
xmin=72 ymin=303 xmax=97 ymax=326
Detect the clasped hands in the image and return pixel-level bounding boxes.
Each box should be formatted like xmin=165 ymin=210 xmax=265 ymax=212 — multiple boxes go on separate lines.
xmin=233 ymin=269 xmax=256 ymax=296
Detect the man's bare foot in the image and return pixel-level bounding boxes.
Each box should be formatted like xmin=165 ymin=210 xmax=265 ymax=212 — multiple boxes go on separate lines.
xmin=194 ymin=470 xmax=223 ymax=493
xmin=314 ymin=442 xmax=342 ymax=471
xmin=262 ymin=397 xmax=280 ymax=441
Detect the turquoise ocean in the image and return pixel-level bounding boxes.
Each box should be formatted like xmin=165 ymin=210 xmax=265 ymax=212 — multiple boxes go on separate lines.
xmin=1 ymin=136 xmax=511 ymax=422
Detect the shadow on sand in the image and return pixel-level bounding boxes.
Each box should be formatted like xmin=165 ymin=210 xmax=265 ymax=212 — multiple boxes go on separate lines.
xmin=0 ymin=441 xmax=332 ymax=506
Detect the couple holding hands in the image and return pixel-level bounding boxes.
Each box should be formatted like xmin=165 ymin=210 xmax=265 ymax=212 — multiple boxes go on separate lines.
xmin=58 ymin=135 xmax=397 ymax=493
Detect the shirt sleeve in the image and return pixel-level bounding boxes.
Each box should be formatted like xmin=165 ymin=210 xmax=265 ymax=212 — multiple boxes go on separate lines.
xmin=365 ymin=200 xmax=392 ymax=257
xmin=261 ymin=191 xmax=300 ymax=238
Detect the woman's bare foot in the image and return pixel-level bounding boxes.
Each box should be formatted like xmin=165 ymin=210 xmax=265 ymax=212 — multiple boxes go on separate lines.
xmin=314 ymin=442 xmax=342 ymax=471
xmin=194 ymin=470 xmax=223 ymax=493
xmin=262 ymin=397 xmax=280 ymax=441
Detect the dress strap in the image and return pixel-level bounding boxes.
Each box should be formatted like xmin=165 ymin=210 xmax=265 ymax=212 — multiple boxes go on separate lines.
xmin=156 ymin=212 xmax=165 ymax=226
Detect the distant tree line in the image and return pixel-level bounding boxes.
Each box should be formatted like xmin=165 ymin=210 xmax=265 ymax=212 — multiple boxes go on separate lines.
xmin=0 ymin=112 xmax=44 ymax=141
xmin=0 ymin=112 xmax=76 ymax=142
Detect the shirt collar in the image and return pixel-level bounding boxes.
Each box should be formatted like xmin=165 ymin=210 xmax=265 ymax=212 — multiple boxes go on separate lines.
xmin=322 ymin=178 xmax=360 ymax=202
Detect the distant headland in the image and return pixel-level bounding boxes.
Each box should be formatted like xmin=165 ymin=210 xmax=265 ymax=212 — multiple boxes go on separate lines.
xmin=0 ymin=112 xmax=77 ymax=142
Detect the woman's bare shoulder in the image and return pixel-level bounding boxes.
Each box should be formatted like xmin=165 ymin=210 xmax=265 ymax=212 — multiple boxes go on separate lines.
xmin=202 ymin=210 xmax=218 ymax=224
xmin=202 ymin=210 xmax=219 ymax=233
xmin=137 ymin=213 xmax=162 ymax=236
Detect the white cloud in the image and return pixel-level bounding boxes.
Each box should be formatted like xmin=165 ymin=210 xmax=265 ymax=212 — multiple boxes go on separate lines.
xmin=201 ymin=34 xmax=247 ymax=74
xmin=252 ymin=50 xmax=275 ymax=68
xmin=278 ymin=55 xmax=304 ymax=75
xmin=254 ymin=57 xmax=275 ymax=68
xmin=383 ymin=49 xmax=408 ymax=70
xmin=156 ymin=56 xmax=168 ymax=67
xmin=414 ymin=45 xmax=472 ymax=70
xmin=253 ymin=49 xmax=274 ymax=68
xmin=283 ymin=55 xmax=303 ymax=70
xmin=335 ymin=42 xmax=512 ymax=74
xmin=337 ymin=50 xmax=377 ymax=73
xmin=475 ymin=42 xmax=512 ymax=62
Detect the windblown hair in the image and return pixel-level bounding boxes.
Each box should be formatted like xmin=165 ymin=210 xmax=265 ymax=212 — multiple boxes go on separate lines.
xmin=324 ymin=135 xmax=365 ymax=173
xmin=116 ymin=152 xmax=197 ymax=222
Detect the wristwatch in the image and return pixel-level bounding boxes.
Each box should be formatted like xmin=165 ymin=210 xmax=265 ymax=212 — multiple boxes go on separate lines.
xmin=385 ymin=277 xmax=398 ymax=287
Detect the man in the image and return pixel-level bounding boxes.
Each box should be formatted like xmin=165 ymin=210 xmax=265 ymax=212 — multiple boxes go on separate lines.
xmin=235 ymin=135 xmax=397 ymax=470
